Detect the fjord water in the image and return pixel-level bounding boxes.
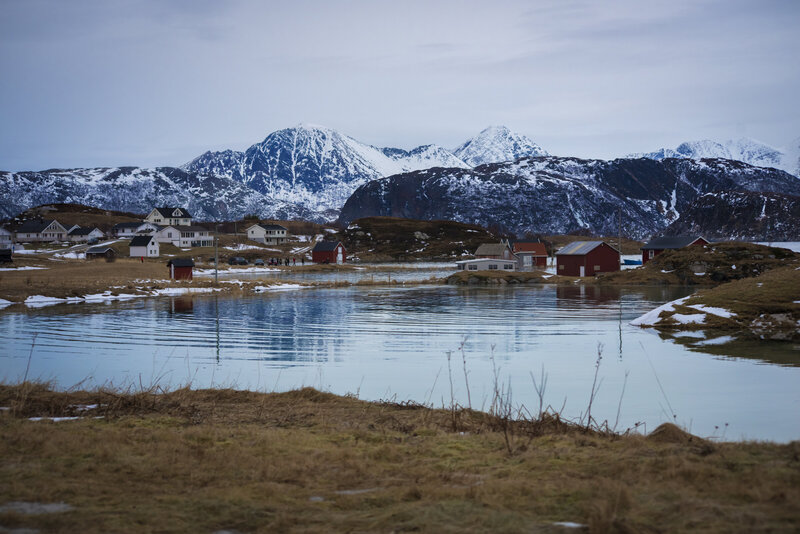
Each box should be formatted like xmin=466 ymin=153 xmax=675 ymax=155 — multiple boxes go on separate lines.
xmin=2 ymin=285 xmax=799 ymax=442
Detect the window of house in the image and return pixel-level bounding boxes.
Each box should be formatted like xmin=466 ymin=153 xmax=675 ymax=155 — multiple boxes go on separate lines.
xmin=559 ymin=265 xmax=564 ymax=270
xmin=488 ymin=264 xmax=497 ymax=269
xmin=594 ymin=265 xmax=600 ymax=270
xmin=468 ymin=264 xmax=477 ymax=270
xmin=503 ymin=264 xmax=513 ymax=269
xmin=649 ymin=250 xmax=654 ymax=259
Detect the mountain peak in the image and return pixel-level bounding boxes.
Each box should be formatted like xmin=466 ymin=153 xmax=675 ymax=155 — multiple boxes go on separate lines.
xmin=453 ymin=126 xmax=549 ymax=167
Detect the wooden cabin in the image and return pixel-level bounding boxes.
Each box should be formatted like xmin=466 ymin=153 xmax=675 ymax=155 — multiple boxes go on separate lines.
xmin=167 ymin=257 xmax=195 ymax=280
xmin=85 ymin=246 xmax=116 ymax=261
xmin=641 ymin=236 xmax=709 ymax=264
xmin=312 ymin=241 xmax=346 ymax=264
xmin=556 ymin=241 xmax=620 ymax=277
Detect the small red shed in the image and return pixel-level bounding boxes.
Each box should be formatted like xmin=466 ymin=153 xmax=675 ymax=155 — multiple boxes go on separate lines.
xmin=312 ymin=241 xmax=346 ymax=264
xmin=556 ymin=241 xmax=620 ymax=277
xmin=512 ymin=241 xmax=548 ymax=269
xmin=167 ymin=257 xmax=195 ymax=280
xmin=641 ymin=236 xmax=708 ymax=264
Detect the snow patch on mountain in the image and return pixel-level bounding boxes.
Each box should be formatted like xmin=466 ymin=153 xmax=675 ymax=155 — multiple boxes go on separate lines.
xmin=630 ymin=137 xmax=794 ymax=175
xmin=453 ymin=126 xmax=549 ymax=167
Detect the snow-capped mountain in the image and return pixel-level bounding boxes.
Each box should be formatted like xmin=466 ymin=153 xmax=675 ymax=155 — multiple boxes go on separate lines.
xmin=183 ymin=124 xmax=470 ymax=213
xmin=0 ymin=167 xmax=322 ymax=221
xmin=630 ymin=138 xmax=792 ymax=174
xmin=453 ymin=126 xmax=549 ymax=167
xmin=338 ymin=157 xmax=800 ymax=240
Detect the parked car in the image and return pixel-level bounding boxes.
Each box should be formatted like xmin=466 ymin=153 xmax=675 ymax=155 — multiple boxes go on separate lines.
xmin=254 ymin=258 xmax=265 ymax=266
xmin=227 ymin=256 xmax=248 ymax=265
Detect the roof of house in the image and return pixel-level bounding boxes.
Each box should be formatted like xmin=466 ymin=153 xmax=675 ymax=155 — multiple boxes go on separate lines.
xmin=68 ymin=227 xmax=101 ymax=236
xmin=86 ymin=246 xmax=114 ymax=254
xmin=641 ymin=236 xmax=707 ymax=250
xmin=16 ymin=220 xmax=59 ymax=233
xmin=251 ymin=223 xmax=288 ymax=231
xmin=153 ymin=207 xmax=192 ymax=219
xmin=556 ymin=241 xmax=618 ymax=256
xmin=0 ymin=226 xmax=12 ymax=234
xmin=159 ymin=225 xmax=208 ymax=232
xmin=455 ymin=258 xmax=516 ymax=264
xmin=475 ymin=243 xmax=512 ymax=256
xmin=312 ymin=241 xmax=344 ymax=252
xmin=167 ymin=257 xmax=195 ymax=268
xmin=113 ymin=222 xmax=145 ymax=230
xmin=512 ymin=242 xmax=547 ymax=255
xmin=129 ymin=235 xmax=155 ymax=247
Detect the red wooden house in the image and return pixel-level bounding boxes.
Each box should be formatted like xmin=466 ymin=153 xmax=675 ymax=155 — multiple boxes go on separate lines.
xmin=640 ymin=236 xmax=708 ymax=264
xmin=512 ymin=241 xmax=548 ymax=269
xmin=167 ymin=257 xmax=195 ymax=280
xmin=556 ymin=241 xmax=620 ymax=277
xmin=312 ymin=241 xmax=346 ymax=264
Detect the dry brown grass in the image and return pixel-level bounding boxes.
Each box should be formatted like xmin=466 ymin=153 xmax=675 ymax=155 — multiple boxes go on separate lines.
xmin=0 ymin=385 xmax=798 ymax=533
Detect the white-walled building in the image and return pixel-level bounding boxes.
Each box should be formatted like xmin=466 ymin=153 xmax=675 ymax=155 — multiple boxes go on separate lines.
xmin=129 ymin=235 xmax=160 ymax=258
xmin=154 ymin=225 xmax=212 ymax=248
xmin=144 ymin=207 xmax=192 ymax=227
xmin=246 ymin=223 xmax=288 ymax=245
xmin=67 ymin=227 xmax=105 ymax=242
xmin=0 ymin=226 xmax=12 ymax=246
xmin=455 ymin=258 xmax=517 ymax=272
xmin=15 ymin=219 xmax=68 ymax=242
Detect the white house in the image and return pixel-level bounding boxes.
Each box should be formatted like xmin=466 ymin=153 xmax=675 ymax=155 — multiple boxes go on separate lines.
xmin=144 ymin=207 xmax=192 ymax=227
xmin=455 ymin=258 xmax=517 ymax=272
xmin=15 ymin=219 xmax=68 ymax=242
xmin=246 ymin=223 xmax=288 ymax=245
xmin=0 ymin=226 xmax=12 ymax=246
xmin=154 ymin=225 xmax=212 ymax=248
xmin=129 ymin=235 xmax=160 ymax=258
xmin=67 ymin=227 xmax=105 ymax=243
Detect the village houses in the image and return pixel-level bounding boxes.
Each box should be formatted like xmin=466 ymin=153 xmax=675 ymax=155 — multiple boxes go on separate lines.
xmin=67 ymin=227 xmax=105 ymax=243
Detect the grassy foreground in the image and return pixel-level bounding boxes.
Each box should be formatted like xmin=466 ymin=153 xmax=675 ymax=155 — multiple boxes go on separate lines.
xmin=1 ymin=385 xmax=798 ymax=533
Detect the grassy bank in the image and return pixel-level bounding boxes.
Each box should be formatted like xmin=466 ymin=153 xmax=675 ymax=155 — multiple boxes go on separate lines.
xmin=634 ymin=265 xmax=800 ymax=340
xmin=0 ymin=385 xmax=798 ymax=533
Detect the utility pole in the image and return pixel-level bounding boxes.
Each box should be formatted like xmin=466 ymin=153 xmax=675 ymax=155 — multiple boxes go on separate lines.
xmin=214 ymin=223 xmax=219 ymax=284
xmin=618 ymin=206 xmax=622 ymax=261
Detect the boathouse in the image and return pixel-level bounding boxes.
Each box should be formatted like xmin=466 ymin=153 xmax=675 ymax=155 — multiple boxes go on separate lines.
xmin=640 ymin=236 xmax=709 ymax=264
xmin=167 ymin=257 xmax=195 ymax=280
xmin=312 ymin=241 xmax=346 ymax=264
xmin=456 ymin=258 xmax=517 ymax=272
xmin=555 ymin=241 xmax=620 ymax=277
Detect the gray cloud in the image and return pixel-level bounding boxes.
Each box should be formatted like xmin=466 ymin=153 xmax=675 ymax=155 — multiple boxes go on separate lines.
xmin=1 ymin=0 xmax=798 ymax=171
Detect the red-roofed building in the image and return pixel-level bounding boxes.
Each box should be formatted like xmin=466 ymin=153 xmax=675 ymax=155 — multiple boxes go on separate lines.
xmin=512 ymin=241 xmax=548 ymax=270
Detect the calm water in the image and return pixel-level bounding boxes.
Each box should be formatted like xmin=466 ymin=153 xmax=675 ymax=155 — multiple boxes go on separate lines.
xmin=2 ymin=284 xmax=799 ymax=442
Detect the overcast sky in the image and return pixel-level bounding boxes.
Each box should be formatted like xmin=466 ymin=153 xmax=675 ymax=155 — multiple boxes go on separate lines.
xmin=1 ymin=0 xmax=798 ymax=171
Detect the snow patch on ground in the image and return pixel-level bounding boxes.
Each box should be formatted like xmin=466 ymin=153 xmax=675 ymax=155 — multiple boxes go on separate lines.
xmin=150 ymin=287 xmax=223 ymax=296
xmin=0 ymin=266 xmax=47 ymax=271
xmin=630 ymin=296 xmax=690 ymax=326
xmin=687 ymin=304 xmax=736 ymax=318
xmin=224 ymin=244 xmax=265 ymax=251
xmin=671 ymin=313 xmax=706 ymax=324
xmin=254 ymin=284 xmax=304 ymax=292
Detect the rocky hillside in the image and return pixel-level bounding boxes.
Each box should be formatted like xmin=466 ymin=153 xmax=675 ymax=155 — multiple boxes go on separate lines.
xmin=338 ymin=157 xmax=800 ymax=239
xmin=338 ymin=216 xmax=497 ymax=261
xmin=0 ymin=166 xmax=319 ymax=221
xmin=663 ymin=191 xmax=800 ymax=241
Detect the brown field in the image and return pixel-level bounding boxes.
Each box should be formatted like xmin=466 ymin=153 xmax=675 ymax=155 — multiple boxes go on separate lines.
xmin=0 ymin=385 xmax=798 ymax=533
